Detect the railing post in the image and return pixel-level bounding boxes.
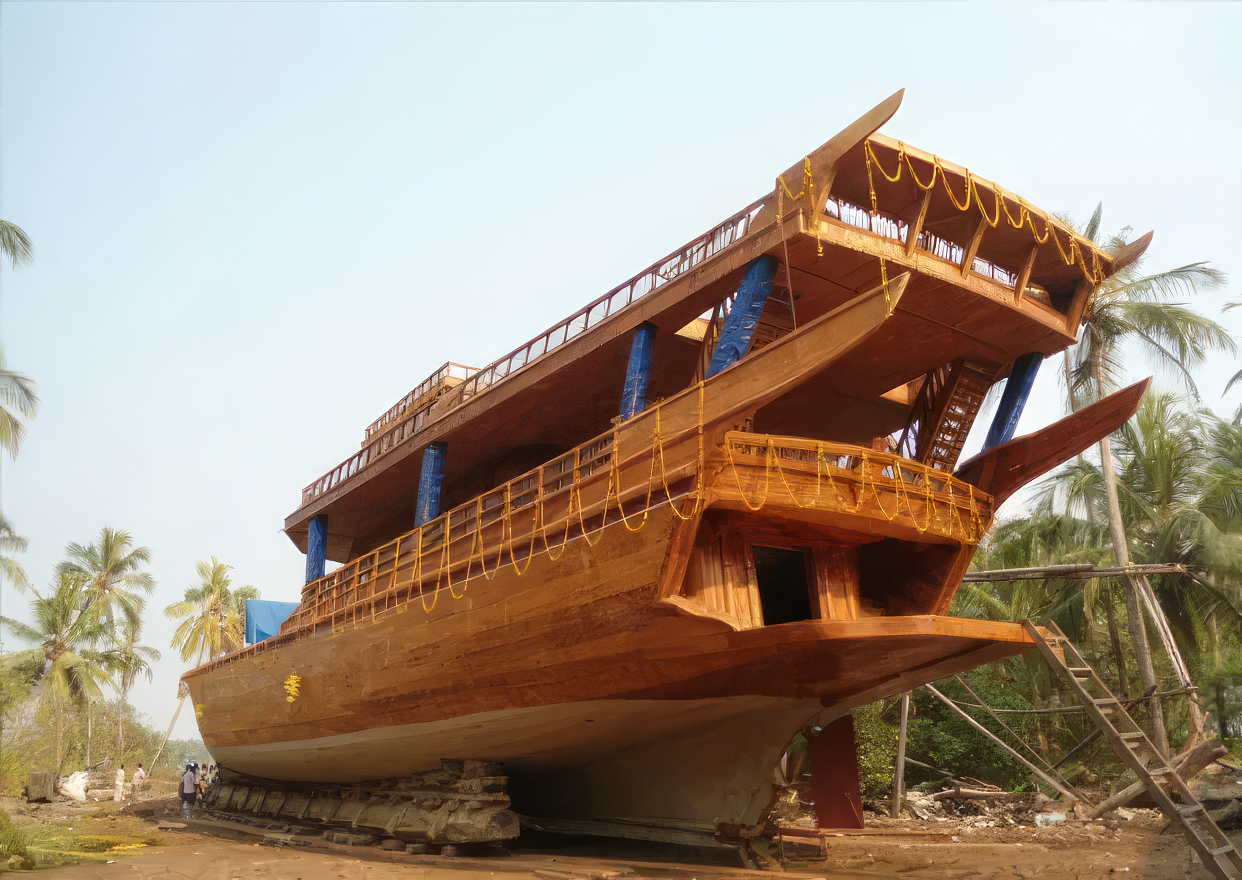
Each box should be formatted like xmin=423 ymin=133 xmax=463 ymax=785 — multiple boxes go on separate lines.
xmin=305 ymin=515 xmax=327 ymax=584
xmin=706 ymin=255 xmax=780 ymax=378
xmin=983 ymin=352 xmax=1044 ymax=449
xmin=414 ymin=442 xmax=448 ymax=527
xmin=619 ymin=322 xmax=658 ymax=420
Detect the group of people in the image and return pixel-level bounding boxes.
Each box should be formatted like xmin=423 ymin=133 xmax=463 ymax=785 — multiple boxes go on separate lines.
xmin=112 ymin=762 xmax=147 ymax=802
xmin=179 ymin=762 xmax=214 ymax=818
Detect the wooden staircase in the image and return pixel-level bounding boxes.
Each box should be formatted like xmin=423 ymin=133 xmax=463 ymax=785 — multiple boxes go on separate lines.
xmin=898 ymin=359 xmax=998 ymax=471
xmin=1025 ymin=621 xmax=1242 ymax=880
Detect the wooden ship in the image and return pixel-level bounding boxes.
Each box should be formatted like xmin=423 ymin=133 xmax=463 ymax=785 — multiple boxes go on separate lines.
xmin=186 ymin=91 xmax=1151 ymax=847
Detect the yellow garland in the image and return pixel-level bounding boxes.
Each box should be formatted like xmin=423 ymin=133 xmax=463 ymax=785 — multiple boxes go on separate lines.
xmin=862 ymin=139 xmax=1106 ymax=285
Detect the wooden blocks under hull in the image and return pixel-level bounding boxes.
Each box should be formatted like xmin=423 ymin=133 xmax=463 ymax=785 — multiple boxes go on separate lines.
xmin=201 ymin=760 xmax=519 ymax=844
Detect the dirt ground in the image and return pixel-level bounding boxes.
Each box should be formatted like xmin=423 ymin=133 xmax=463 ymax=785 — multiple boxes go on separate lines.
xmin=5 ymin=788 xmax=1235 ymax=880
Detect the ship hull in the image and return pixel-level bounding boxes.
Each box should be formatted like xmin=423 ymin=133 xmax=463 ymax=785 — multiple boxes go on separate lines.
xmin=189 ymin=499 xmax=1033 ymax=829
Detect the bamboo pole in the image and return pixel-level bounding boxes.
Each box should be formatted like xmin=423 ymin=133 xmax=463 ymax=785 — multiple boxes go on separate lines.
xmin=962 ymin=563 xmax=1188 ymax=583
xmin=923 ymin=684 xmax=1079 ymax=801
xmin=889 ymin=692 xmax=910 ymax=818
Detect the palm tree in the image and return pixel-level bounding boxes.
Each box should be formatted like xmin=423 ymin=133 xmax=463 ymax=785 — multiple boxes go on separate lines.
xmin=165 ymin=558 xmax=258 ymax=665
xmin=0 ymin=572 xmax=117 ymax=769
xmin=56 ymin=527 xmax=155 ymax=634
xmin=1062 ymin=207 xmax=1231 ymax=755
xmin=113 ymin=625 xmax=160 ymax=757
xmin=0 ymin=221 xmax=32 ymax=269
xmin=0 ymin=350 xmax=38 ymax=461
xmin=1040 ymin=395 xmax=1242 ymax=743
xmin=0 ymin=515 xmax=29 ymax=594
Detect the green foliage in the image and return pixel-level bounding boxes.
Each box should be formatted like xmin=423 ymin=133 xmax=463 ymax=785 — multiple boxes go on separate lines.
xmin=851 ymin=703 xmax=898 ymax=801
xmin=0 ymin=809 xmax=29 ymax=860
xmin=165 ymin=558 xmax=258 ymax=664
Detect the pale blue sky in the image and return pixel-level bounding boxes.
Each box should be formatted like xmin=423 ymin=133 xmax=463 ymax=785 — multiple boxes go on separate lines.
xmin=3 ymin=2 xmax=1240 ymax=743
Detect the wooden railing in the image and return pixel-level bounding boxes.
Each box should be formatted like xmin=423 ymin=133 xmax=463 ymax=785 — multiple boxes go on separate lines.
xmin=823 ymin=196 xmax=1018 ymax=290
xmin=723 ymin=434 xmax=991 ymax=543
xmin=298 ymin=197 xmax=767 ymax=511
xmin=363 ymin=362 xmax=476 ymax=442
xmin=211 ymin=422 xmax=699 ymax=672
xmin=433 ymin=198 xmax=766 ymax=410
xmin=205 ymin=430 xmax=999 ymax=673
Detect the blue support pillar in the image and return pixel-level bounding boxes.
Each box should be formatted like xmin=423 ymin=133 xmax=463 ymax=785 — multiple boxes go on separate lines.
xmin=305 ymin=515 xmax=327 ymax=584
xmin=983 ymin=352 xmax=1045 ymax=449
xmin=619 ymin=322 xmax=658 ymax=420
xmin=706 ymin=255 xmax=780 ymax=379
xmin=414 ymin=442 xmax=447 ymax=527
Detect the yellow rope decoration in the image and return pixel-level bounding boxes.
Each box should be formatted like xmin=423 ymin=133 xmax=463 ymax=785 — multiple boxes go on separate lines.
xmin=862 ymin=139 xmax=1106 ymax=285
xmin=289 ymin=394 xmax=991 ymax=636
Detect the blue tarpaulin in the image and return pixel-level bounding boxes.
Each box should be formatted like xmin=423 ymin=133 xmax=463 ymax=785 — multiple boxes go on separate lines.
xmin=245 ymin=600 xmax=299 ymax=645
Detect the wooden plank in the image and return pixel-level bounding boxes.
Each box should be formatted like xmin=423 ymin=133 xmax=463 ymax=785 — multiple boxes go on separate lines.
xmin=960 ymin=216 xmax=988 ymax=278
xmin=813 ymin=545 xmax=860 ymax=620
xmin=954 ymin=378 xmax=1149 ymax=506
xmin=753 ymin=90 xmax=905 ymax=229
xmin=904 ymin=187 xmax=933 ymax=258
xmin=1012 ymin=243 xmax=1039 ymax=305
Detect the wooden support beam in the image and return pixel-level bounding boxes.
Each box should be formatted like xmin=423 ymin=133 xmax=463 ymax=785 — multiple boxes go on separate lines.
xmin=924 ymin=683 xmax=1079 ymax=801
xmin=413 ymin=442 xmax=447 ymax=527
xmin=982 ymin=352 xmax=1044 ymax=449
xmin=1013 ymin=243 xmax=1039 ymax=305
xmin=889 ymin=692 xmax=910 ymax=818
xmin=1065 ymin=277 xmax=1095 ymax=334
xmin=706 ymin=256 xmax=779 ymax=378
xmin=619 ymin=322 xmax=658 ymax=420
xmin=960 ymin=216 xmax=988 ymax=278
xmin=905 ymin=188 xmax=933 ymax=258
xmin=305 ymin=515 xmax=328 ymax=584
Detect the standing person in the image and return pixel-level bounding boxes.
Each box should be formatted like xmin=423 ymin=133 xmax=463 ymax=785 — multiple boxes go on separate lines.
xmin=114 ymin=765 xmax=125 ymax=802
xmin=180 ymin=764 xmax=197 ymax=819
xmin=131 ymin=763 xmax=146 ymax=796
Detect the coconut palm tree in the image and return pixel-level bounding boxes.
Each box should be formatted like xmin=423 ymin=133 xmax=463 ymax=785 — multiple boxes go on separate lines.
xmin=113 ymin=625 xmax=161 ymax=756
xmin=1039 ymin=394 xmax=1242 ymax=743
xmin=56 ymin=527 xmax=155 ymax=634
xmin=1061 ymin=207 xmax=1230 ymax=755
xmin=165 ymin=558 xmax=258 ymax=665
xmin=0 ymin=572 xmax=118 ymax=769
xmin=0 ymin=350 xmax=38 ymax=461
xmin=0 ymin=514 xmax=29 ymax=594
xmin=0 ymin=221 xmax=32 ymax=269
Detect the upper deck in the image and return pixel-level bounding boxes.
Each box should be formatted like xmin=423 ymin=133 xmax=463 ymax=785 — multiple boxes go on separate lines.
xmin=285 ymin=91 xmax=1138 ymax=564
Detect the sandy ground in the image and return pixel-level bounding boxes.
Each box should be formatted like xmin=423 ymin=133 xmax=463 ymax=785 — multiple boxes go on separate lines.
xmin=7 ymin=791 xmax=1234 ymax=880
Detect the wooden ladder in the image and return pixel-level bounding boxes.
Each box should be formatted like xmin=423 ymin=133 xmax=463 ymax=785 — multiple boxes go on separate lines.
xmin=898 ymin=359 xmax=998 ymax=471
xmin=1024 ymin=621 xmax=1242 ymax=879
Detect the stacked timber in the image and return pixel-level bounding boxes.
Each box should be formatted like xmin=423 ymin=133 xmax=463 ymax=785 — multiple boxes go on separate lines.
xmin=201 ymin=759 xmax=518 ymax=844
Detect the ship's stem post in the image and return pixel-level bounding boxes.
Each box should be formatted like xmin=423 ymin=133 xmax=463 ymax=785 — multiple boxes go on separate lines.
xmin=619 ymin=322 xmax=658 ymax=420
xmin=414 ymin=442 xmax=448 ymax=527
xmin=706 ymin=255 xmax=779 ymax=378
xmin=982 ymin=352 xmax=1044 ymax=449
xmin=305 ymin=515 xmax=328 ymax=583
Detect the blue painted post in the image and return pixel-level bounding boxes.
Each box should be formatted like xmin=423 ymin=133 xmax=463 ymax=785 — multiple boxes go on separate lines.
xmin=706 ymin=255 xmax=780 ymax=378
xmin=414 ymin=442 xmax=447 ymax=527
xmin=983 ymin=352 xmax=1045 ymax=449
xmin=619 ymin=322 xmax=658 ymax=420
xmin=305 ymin=515 xmax=327 ymax=584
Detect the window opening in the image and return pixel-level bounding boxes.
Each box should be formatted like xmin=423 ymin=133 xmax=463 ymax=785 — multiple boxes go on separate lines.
xmin=753 ymin=545 xmax=813 ymax=625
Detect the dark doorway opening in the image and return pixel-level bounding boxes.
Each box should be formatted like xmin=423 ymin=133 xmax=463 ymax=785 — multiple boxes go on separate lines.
xmin=753 ymin=545 xmax=813 ymax=625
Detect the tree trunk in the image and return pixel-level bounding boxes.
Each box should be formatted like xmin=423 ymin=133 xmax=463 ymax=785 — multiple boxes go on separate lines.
xmin=118 ymin=678 xmax=129 ymax=758
xmin=1104 ymin=591 xmax=1129 ymax=699
xmin=1098 ymin=434 xmax=1169 ymax=757
xmin=86 ymin=700 xmax=92 ymax=767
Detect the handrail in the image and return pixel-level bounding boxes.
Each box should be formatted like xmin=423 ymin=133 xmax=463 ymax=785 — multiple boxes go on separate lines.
xmin=431 ymin=197 xmax=767 ymax=412
xmin=823 ymin=196 xmax=1018 ymax=290
xmin=363 ymin=362 xmax=477 ymax=442
xmin=298 ymin=197 xmax=767 ymax=509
